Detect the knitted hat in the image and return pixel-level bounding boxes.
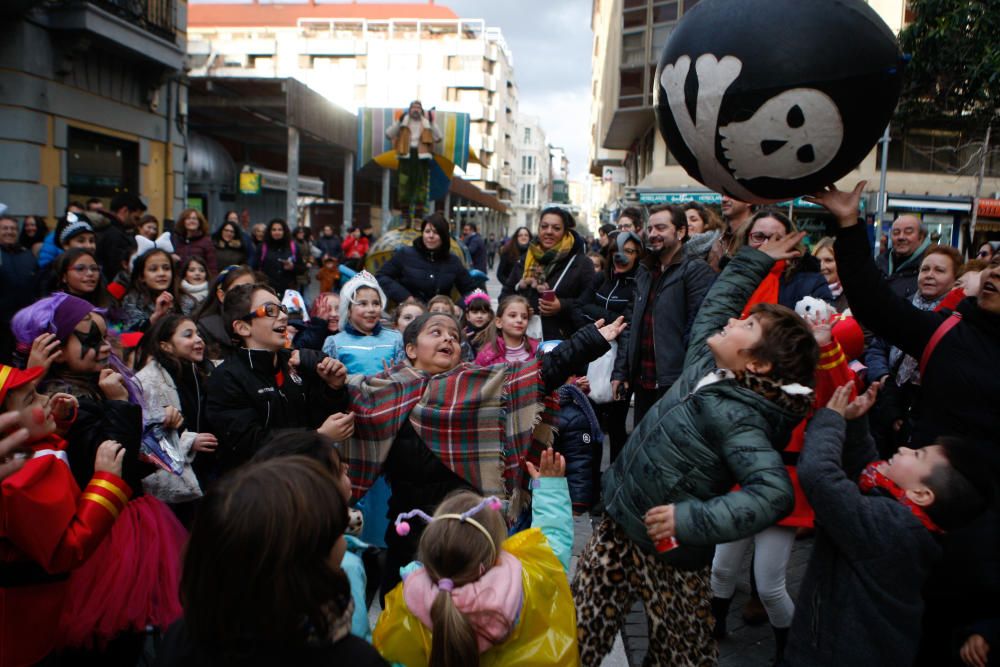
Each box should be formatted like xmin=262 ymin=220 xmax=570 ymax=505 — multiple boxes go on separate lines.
xmin=339 ymin=270 xmax=387 ymax=326
xmin=57 ymin=212 xmax=95 ymax=247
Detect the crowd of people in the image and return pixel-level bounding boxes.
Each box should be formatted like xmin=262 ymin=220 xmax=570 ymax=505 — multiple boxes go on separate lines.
xmin=0 ymin=182 xmax=997 ymax=667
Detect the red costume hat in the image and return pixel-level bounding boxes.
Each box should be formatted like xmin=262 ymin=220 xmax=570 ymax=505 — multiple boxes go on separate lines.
xmin=0 ymin=364 xmax=44 ymax=407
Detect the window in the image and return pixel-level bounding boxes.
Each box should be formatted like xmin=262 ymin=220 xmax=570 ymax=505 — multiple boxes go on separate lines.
xmin=523 ymin=127 xmax=532 ymax=143
xmin=521 ymin=155 xmax=536 ymax=176
xmin=520 ymin=183 xmax=536 ymax=206
xmin=623 ymin=7 xmax=647 ymax=28
xmin=67 ymin=127 xmax=139 ymax=201
xmin=622 ymin=31 xmax=646 ymax=67
xmin=878 ymin=127 xmax=999 ymax=176
xmin=652 ymin=2 xmax=678 ymax=23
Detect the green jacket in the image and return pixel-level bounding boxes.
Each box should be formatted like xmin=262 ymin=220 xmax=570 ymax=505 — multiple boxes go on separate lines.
xmin=602 ymin=246 xmax=799 ymax=569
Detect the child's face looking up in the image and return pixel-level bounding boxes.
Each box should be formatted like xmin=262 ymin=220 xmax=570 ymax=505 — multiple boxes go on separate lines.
xmin=706 ymin=315 xmax=772 ymax=375
xmin=348 ymin=287 xmax=382 ymax=335
xmin=236 ymin=289 xmax=289 ymax=351
xmin=878 ymin=445 xmax=946 ymax=504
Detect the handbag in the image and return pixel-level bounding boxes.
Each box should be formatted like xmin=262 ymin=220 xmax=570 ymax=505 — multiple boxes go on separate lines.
xmin=586 ymin=340 xmax=617 ymax=404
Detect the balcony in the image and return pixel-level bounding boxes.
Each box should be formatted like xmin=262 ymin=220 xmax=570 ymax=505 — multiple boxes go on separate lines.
xmin=41 ymin=0 xmax=183 ymax=70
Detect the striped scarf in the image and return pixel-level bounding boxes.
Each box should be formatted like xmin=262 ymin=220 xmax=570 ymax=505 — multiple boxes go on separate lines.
xmin=342 ymin=360 xmax=558 ymax=516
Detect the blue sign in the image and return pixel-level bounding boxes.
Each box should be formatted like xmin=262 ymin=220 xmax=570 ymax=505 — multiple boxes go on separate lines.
xmin=637 ymin=191 xmax=865 ymax=211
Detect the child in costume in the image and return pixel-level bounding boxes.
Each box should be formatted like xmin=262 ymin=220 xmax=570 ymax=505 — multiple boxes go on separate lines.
xmin=460 ymin=289 xmax=493 ymax=358
xmin=10 ymin=294 xmax=187 ymax=659
xmin=786 ymin=384 xmax=994 ymax=667
xmin=0 ymin=365 xmax=130 ymax=667
xmin=375 ymin=448 xmax=578 ymax=666
xmin=573 ymin=234 xmax=820 ymax=666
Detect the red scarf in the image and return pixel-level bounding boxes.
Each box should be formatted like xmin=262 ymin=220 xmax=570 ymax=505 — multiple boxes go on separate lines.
xmin=742 ymin=260 xmax=785 ymax=318
xmin=858 ymin=462 xmax=944 ymax=534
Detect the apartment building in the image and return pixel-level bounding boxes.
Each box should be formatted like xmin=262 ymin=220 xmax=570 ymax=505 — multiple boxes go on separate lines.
xmin=0 ymin=0 xmax=188 ymax=222
xmin=587 ymin=0 xmax=1000 ymax=245
xmin=187 ymin=2 xmax=522 ymax=216
xmin=511 ymin=115 xmax=551 ymax=230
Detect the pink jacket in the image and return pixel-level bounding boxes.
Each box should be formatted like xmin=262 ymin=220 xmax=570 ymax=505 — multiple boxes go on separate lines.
xmin=474 ymin=336 xmax=540 ymax=367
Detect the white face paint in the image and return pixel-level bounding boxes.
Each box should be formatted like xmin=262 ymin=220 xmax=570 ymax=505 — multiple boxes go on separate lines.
xmin=720 ymin=88 xmax=843 ymax=181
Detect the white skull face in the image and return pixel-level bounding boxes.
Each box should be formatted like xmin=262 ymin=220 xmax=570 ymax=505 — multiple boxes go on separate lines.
xmin=719 ymin=88 xmax=844 ymax=181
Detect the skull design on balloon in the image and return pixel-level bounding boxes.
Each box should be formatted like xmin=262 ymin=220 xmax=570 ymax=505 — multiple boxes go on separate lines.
xmin=655 ymin=0 xmax=906 ymax=204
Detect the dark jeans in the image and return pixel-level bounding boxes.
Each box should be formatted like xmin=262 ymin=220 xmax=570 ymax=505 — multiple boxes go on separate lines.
xmin=633 ymin=385 xmax=668 ymax=429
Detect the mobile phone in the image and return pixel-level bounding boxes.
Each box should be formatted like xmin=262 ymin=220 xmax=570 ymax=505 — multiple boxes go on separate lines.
xmin=540 ymin=289 xmax=556 ymax=302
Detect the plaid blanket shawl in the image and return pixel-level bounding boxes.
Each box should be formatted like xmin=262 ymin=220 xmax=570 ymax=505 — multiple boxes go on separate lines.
xmin=342 ymin=359 xmax=557 ymax=510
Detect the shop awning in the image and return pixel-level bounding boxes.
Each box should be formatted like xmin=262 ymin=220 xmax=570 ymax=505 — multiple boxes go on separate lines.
xmin=978 ymin=198 xmax=1000 ymax=219
xmin=449 ymin=177 xmax=507 ymax=213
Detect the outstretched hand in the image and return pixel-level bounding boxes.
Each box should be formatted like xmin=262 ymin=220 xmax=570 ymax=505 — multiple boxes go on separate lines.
xmin=594 ymin=316 xmax=627 ymax=343
xmin=805 ymin=181 xmax=867 ymax=227
xmin=525 ymin=447 xmax=566 ymax=479
xmin=759 ymin=231 xmax=806 ymax=261
xmin=826 ymin=381 xmax=879 ymax=420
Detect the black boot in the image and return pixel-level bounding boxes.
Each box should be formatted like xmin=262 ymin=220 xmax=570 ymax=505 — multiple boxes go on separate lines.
xmin=772 ymin=625 xmax=790 ymax=666
xmin=710 ymin=596 xmax=733 ymax=640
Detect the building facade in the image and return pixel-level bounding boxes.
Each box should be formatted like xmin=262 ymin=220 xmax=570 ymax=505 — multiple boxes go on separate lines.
xmin=511 ymin=115 xmax=550 ymax=230
xmin=187 ymin=2 xmax=525 ymax=225
xmin=587 ymin=0 xmax=1000 ymax=247
xmin=0 ymin=1 xmax=188 ymax=225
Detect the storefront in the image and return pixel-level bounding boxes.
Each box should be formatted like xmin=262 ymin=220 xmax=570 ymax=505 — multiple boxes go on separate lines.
xmin=883 ymin=194 xmax=971 ymax=248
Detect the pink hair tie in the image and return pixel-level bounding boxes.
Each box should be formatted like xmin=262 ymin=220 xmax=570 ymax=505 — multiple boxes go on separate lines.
xmin=437 ymin=578 xmax=455 ymax=592
xmin=463 ymin=289 xmax=490 ymax=307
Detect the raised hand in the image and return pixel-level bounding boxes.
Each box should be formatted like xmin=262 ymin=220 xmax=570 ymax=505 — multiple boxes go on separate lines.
xmin=316 ymin=357 xmax=347 ymax=388
xmin=524 ymin=447 xmax=566 ymax=479
xmin=805 ymin=181 xmax=867 ymax=226
xmin=27 ymin=333 xmax=61 ymax=372
xmin=151 ymin=291 xmax=174 ymax=323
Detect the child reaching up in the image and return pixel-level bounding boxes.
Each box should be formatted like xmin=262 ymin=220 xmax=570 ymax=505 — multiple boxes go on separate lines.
xmin=374 ymin=448 xmax=578 ymax=666
xmin=573 ymin=233 xmax=820 ymax=665
xmin=785 ymin=384 xmax=994 ymax=667
xmin=474 ymin=296 xmax=538 ymax=365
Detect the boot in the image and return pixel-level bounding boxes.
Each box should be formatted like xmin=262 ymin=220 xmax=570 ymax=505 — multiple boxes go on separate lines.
xmin=710 ymin=596 xmax=733 ymax=640
xmin=772 ymin=625 xmax=790 ymax=666
xmin=742 ymin=591 xmax=767 ymax=625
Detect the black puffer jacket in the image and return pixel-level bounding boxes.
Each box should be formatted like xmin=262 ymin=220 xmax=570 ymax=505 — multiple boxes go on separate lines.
xmin=499 ymin=231 xmax=593 ymax=340
xmin=554 ymin=384 xmax=603 ymax=513
xmin=875 ymin=248 xmax=927 ymax=301
xmin=206 ymin=347 xmax=343 ymax=473
xmin=376 ymin=242 xmax=478 ymax=305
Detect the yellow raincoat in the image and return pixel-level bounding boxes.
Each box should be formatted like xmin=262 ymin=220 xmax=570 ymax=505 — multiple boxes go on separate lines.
xmin=374 ymin=527 xmax=580 ymax=666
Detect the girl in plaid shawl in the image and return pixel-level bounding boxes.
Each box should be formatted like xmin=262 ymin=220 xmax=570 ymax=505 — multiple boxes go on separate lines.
xmin=335 ymin=310 xmax=626 ymax=599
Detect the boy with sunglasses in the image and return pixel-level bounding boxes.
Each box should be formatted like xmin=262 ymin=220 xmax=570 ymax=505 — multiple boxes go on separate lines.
xmin=206 ymin=283 xmax=353 ymax=474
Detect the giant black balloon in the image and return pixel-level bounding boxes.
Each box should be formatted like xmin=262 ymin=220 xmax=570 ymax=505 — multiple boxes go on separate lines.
xmin=654 ymin=0 xmax=904 ymax=203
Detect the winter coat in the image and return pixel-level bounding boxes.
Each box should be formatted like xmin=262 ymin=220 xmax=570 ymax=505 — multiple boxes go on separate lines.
xmin=381 ymin=325 xmax=610 ymax=566
xmin=315 ymin=234 xmax=342 ymax=259
xmin=0 ymin=244 xmax=38 ymax=324
xmin=474 ymin=336 xmax=540 ymax=367
xmin=342 ymin=235 xmax=369 ymax=260
xmin=156 ymin=619 xmax=388 ymax=667
xmin=777 ymin=256 xmax=834 ymax=308
xmin=496 ymin=246 xmax=527 ymax=286
xmin=322 ymin=323 xmax=404 ymax=376
xmin=554 ymin=384 xmax=603 ymax=513
xmin=376 ymin=243 xmax=479 ymax=305
xmin=876 ymin=248 xmax=927 ymax=301
xmin=206 ymin=347 xmax=343 ymax=473
xmin=573 ymin=267 xmax=638 ymax=326
xmin=602 ymin=247 xmax=801 ymax=569
xmin=464 ymin=232 xmax=487 ymax=272
xmin=255 ymin=241 xmax=305 ymax=295
xmin=499 ymin=231 xmax=594 ymax=341
xmin=786 ymin=410 xmax=940 ymax=667
xmin=95 ymin=218 xmax=134 ymax=282
xmin=37 ymin=231 xmax=62 ymax=269
xmin=611 ymin=254 xmax=715 ymax=390
xmin=292 ymin=318 xmax=333 ymax=352
xmin=135 ymin=360 xmax=203 ymax=503
xmin=213 ymin=239 xmax=248 ymax=269
xmin=172 ymin=232 xmax=218 ymax=275
xmin=119 ymin=291 xmax=158 ymax=332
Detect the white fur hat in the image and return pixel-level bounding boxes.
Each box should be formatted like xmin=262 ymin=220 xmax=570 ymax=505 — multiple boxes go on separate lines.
xmin=339 ymin=270 xmax=387 ymax=326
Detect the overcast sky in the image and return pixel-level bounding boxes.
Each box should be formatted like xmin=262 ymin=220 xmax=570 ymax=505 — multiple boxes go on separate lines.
xmin=188 ymin=0 xmax=594 ymax=181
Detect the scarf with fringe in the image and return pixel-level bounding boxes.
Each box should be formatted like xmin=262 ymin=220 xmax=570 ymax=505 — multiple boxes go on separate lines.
xmin=342 ymin=360 xmax=558 ymax=517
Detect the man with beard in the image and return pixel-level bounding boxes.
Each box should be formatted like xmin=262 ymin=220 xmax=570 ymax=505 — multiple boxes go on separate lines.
xmin=612 ymin=204 xmax=714 ymax=426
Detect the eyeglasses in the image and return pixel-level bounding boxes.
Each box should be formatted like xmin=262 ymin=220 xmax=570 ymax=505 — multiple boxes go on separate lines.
xmin=242 ymin=302 xmax=288 ymax=320
xmin=749 ymin=231 xmax=781 ymax=244
xmin=69 ymin=264 xmax=101 ymax=274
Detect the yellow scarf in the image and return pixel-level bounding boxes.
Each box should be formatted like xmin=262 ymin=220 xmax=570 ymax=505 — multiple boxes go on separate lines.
xmin=521 ymin=233 xmax=575 ymax=285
